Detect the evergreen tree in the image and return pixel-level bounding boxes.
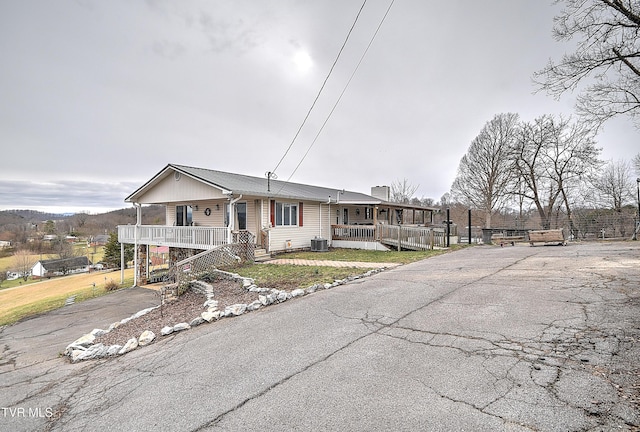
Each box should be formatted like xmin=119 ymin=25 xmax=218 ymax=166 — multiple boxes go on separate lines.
xmin=103 ymin=232 xmax=134 ymax=268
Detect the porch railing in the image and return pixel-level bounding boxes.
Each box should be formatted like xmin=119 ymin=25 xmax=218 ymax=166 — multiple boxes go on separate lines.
xmin=331 ymin=224 xmax=377 ymax=242
xmin=379 ymin=225 xmax=446 ymax=250
xmin=118 ymin=225 xmax=229 ymax=249
xmin=331 ymin=224 xmax=448 ymax=250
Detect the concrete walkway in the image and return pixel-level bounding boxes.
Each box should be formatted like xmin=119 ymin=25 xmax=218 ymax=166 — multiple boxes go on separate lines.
xmin=262 ymin=258 xmax=401 ymax=268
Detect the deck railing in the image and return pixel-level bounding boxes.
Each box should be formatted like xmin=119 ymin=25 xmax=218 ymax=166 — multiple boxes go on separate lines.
xmin=118 ymin=225 xmax=229 ymax=249
xmin=379 ymin=225 xmax=446 ymax=250
xmin=331 ymin=224 xmax=448 ymax=250
xmin=331 ymin=224 xmax=377 ymax=242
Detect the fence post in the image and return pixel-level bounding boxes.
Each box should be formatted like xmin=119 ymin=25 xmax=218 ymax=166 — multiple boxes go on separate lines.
xmin=446 ymin=208 xmax=450 ymax=248
xmin=397 ymin=226 xmax=401 ymax=251
xmin=468 ymin=209 xmax=472 ymax=245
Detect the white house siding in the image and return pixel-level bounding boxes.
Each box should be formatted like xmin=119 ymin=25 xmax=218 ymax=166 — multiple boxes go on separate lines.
xmin=31 ymin=262 xmax=45 ymax=277
xmin=137 ymin=170 xmax=227 ymax=204
xmin=193 ymin=201 xmax=226 ymax=227
xmin=268 ymin=200 xmax=330 ymax=252
xmin=336 ymin=205 xmax=376 ymax=225
xmin=167 ymin=198 xmax=260 ymax=236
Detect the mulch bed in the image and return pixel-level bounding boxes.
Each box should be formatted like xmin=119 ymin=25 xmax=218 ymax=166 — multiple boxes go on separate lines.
xmin=95 ymin=279 xmax=261 ymax=347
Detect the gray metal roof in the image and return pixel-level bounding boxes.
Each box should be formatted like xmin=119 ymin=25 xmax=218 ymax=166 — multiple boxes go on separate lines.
xmin=128 ymin=164 xmax=381 ymax=204
xmin=37 ymin=256 xmax=91 ymax=271
xmin=126 ymin=164 xmax=437 ymax=211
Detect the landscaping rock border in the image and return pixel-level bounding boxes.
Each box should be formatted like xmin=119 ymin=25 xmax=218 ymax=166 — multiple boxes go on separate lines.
xmin=64 ymin=267 xmax=387 ymax=362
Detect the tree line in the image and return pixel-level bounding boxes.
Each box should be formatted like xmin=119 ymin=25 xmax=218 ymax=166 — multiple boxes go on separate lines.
xmin=452 ymin=0 xmax=640 ymax=234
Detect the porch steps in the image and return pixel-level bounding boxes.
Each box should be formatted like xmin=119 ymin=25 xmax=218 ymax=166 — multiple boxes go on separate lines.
xmin=254 ymin=248 xmax=271 ymax=262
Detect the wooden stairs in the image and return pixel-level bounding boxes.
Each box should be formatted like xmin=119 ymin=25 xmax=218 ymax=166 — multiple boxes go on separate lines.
xmin=254 ymin=248 xmax=271 ymax=262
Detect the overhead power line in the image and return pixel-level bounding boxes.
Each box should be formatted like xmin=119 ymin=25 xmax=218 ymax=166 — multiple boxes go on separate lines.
xmin=270 ymin=0 xmax=368 ymax=176
xmin=282 ymin=0 xmax=396 ymax=186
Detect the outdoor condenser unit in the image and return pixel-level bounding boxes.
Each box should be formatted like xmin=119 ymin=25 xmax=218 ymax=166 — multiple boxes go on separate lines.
xmin=310 ymin=237 xmax=328 ymax=252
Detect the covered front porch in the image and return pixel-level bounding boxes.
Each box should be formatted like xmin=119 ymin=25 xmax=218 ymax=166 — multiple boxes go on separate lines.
xmin=118 ymin=225 xmax=230 ymax=250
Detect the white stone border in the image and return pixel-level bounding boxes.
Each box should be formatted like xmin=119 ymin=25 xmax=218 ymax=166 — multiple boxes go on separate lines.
xmin=64 ymin=267 xmax=388 ymax=362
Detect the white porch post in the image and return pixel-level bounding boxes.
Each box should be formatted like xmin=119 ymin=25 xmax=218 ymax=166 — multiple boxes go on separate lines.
xmin=120 ymin=242 xmax=124 ymax=284
xmin=133 ymin=203 xmax=141 ymax=287
xmin=227 ymin=201 xmax=234 ymax=244
xmin=227 ymin=195 xmax=242 ymax=244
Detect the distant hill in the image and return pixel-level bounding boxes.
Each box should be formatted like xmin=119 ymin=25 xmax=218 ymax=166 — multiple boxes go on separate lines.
xmin=0 ymin=206 xmax=165 ymax=242
xmin=0 ymin=209 xmax=69 ymax=225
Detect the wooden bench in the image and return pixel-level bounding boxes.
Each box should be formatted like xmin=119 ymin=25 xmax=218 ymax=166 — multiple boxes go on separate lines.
xmin=528 ymin=229 xmax=566 ymax=246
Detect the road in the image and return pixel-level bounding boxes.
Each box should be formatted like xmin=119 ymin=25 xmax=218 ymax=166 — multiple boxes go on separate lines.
xmin=1 ymin=242 xmax=639 ymax=431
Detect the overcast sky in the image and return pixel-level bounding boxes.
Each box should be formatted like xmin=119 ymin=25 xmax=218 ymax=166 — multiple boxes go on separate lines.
xmin=1 ymin=0 xmax=637 ymax=214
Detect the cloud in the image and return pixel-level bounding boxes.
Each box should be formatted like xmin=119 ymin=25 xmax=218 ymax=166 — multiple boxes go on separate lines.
xmin=0 ymin=180 xmax=140 ymax=213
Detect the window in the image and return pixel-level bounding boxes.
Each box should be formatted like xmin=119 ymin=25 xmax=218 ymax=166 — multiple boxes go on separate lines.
xmin=365 ymin=206 xmax=374 ymax=220
xmin=271 ymin=201 xmax=302 ymax=226
xmin=176 ymin=205 xmax=192 ymax=226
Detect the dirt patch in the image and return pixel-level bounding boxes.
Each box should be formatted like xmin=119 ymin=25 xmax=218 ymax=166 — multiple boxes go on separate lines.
xmin=95 ymin=279 xmax=260 ymax=347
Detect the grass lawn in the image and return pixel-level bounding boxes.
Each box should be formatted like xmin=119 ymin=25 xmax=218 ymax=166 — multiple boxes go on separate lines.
xmin=273 ymin=245 xmax=469 ymax=264
xmin=0 ymin=246 xmax=105 ymax=290
xmin=231 ymin=264 xmax=375 ymax=291
xmin=0 ymin=269 xmax=133 ymax=326
xmin=229 ymin=245 xmax=471 ymax=290
xmin=0 ymin=245 xmax=470 ymax=326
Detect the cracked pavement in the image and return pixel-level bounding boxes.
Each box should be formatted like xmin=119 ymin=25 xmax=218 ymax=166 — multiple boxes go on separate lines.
xmin=1 ymin=242 xmax=638 ymax=431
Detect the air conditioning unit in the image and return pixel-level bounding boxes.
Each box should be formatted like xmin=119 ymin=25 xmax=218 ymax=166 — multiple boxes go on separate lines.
xmin=310 ymin=237 xmax=328 ymax=252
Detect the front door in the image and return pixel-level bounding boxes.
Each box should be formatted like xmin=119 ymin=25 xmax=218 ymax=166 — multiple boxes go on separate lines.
xmin=343 ymin=208 xmax=349 ymax=225
xmin=236 ymin=202 xmax=247 ymax=230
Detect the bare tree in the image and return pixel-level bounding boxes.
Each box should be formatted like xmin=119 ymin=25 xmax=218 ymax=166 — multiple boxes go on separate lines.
xmin=0 ymin=269 xmax=7 ymax=288
xmin=549 ymin=119 xmax=602 ymax=234
xmin=13 ymin=249 xmax=35 ymax=281
xmin=534 ymin=0 xmax=640 ymax=128
xmin=52 ymin=237 xmax=77 ymax=260
xmin=594 ymin=159 xmax=635 ymax=211
xmin=633 ymin=153 xmax=640 ymax=175
xmin=511 ymin=115 xmax=601 ymax=230
xmin=421 ymin=197 xmax=435 ymax=207
xmin=390 ymin=178 xmax=419 ymax=204
xmin=451 ymin=113 xmax=519 ymax=228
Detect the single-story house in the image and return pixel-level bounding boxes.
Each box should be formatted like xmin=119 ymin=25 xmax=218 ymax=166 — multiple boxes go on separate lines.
xmin=88 ymin=234 xmax=110 ymax=247
xmin=117 ymin=164 xmax=440 ymax=284
xmin=31 ymin=256 xmax=92 ymax=278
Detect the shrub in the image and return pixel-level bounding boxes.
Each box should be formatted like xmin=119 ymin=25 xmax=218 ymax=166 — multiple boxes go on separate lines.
xmin=104 ymin=280 xmax=120 ymax=291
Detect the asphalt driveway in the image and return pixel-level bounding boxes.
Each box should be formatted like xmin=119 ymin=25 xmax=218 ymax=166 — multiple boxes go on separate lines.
xmin=1 ymin=242 xmax=638 ymax=431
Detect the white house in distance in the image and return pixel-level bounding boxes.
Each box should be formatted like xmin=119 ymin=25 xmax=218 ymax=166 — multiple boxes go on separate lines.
xmin=117 ymin=164 xmax=440 ymax=284
xmin=31 ymin=256 xmax=92 ymax=278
